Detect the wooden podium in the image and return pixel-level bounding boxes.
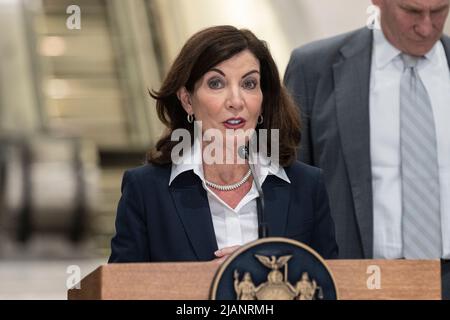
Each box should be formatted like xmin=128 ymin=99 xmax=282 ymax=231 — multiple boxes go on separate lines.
xmin=68 ymin=260 xmax=441 ymax=300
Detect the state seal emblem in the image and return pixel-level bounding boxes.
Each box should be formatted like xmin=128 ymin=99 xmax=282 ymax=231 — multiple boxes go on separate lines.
xmin=210 ymin=238 xmax=338 ymax=300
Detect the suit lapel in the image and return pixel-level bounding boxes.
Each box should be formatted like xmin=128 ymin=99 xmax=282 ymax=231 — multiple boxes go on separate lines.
xmin=170 ymin=171 xmax=218 ymax=260
xmin=333 ymin=28 xmax=374 ymax=258
xmin=441 ymin=35 xmax=450 ymax=68
xmin=262 ymin=176 xmax=290 ymax=237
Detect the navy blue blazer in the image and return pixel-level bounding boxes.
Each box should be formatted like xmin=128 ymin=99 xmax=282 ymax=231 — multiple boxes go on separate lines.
xmin=108 ymin=161 xmax=338 ymax=263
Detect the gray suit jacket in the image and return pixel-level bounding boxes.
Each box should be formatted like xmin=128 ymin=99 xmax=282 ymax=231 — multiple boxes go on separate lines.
xmin=284 ymin=28 xmax=450 ymax=259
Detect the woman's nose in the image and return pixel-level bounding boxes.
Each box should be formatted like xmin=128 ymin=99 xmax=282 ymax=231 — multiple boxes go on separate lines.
xmin=226 ymin=87 xmax=244 ymax=110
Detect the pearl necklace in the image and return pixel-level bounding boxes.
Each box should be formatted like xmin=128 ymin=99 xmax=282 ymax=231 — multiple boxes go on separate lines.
xmin=205 ymin=169 xmax=252 ymax=191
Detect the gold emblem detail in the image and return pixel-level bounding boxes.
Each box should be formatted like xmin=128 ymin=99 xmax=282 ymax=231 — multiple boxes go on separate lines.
xmin=233 ymin=254 xmax=323 ymax=300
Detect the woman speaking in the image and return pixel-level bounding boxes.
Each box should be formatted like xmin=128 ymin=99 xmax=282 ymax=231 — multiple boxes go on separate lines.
xmin=109 ymin=25 xmax=338 ymax=263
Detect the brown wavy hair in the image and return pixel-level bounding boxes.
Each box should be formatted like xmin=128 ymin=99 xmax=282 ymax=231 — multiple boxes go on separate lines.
xmin=148 ymin=25 xmax=301 ymax=166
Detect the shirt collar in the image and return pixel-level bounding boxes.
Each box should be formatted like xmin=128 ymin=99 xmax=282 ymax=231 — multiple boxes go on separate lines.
xmin=373 ymin=28 xmax=443 ymax=69
xmin=169 ymin=136 xmax=290 ymax=186
xmin=248 ymin=147 xmax=290 ymax=186
xmin=373 ymin=28 xmax=401 ymax=69
xmin=423 ymin=39 xmax=443 ymax=68
xmin=169 ymin=135 xmax=204 ymax=185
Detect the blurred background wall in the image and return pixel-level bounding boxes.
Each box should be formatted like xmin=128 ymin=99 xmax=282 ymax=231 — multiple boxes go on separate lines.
xmin=0 ymin=0 xmax=449 ymax=299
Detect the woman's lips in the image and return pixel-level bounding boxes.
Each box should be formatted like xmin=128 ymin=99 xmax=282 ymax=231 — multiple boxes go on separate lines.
xmin=223 ymin=118 xmax=246 ymax=129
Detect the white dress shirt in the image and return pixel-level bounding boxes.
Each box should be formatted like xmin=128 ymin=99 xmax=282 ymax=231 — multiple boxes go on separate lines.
xmin=169 ymin=136 xmax=290 ymax=250
xmin=370 ymin=29 xmax=450 ymax=259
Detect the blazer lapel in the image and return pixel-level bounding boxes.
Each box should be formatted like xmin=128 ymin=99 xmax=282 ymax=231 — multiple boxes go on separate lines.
xmin=170 ymin=171 xmax=291 ymax=255
xmin=332 ymin=28 xmax=374 ymax=258
xmin=262 ymin=176 xmax=290 ymax=237
xmin=170 ymin=171 xmax=218 ymax=260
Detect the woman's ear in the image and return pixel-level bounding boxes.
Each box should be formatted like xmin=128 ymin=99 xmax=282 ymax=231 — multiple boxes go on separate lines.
xmin=177 ymin=87 xmax=193 ymax=115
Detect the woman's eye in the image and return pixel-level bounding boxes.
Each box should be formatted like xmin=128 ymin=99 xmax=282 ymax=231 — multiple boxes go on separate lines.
xmin=243 ymin=79 xmax=258 ymax=90
xmin=207 ymin=78 xmax=224 ymax=89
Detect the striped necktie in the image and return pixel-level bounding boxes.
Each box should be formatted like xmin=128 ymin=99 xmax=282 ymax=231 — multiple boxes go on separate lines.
xmin=400 ymin=54 xmax=442 ymax=259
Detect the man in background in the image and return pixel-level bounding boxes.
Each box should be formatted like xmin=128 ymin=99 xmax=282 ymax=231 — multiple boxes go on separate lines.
xmin=284 ymin=0 xmax=450 ymax=267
